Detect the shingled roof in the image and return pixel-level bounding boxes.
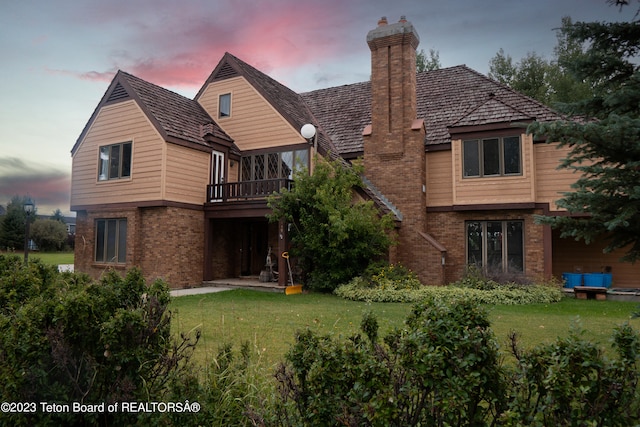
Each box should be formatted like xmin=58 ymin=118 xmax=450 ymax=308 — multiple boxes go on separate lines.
xmin=300 ymin=65 xmax=563 ymax=158
xmin=72 ymin=70 xmax=233 ymax=155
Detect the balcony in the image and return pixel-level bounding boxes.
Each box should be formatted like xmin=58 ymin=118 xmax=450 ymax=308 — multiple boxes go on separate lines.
xmin=206 ymin=178 xmax=293 ymax=203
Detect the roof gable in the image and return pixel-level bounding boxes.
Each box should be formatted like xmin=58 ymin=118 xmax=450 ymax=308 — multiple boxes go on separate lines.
xmin=450 ymin=97 xmax=533 ymax=128
xmin=196 ymin=53 xmax=341 ymax=159
xmin=72 ymin=71 xmax=232 ymax=155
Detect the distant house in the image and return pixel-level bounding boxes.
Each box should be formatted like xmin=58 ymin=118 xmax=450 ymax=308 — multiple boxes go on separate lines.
xmin=71 ymin=16 xmax=638 ymax=288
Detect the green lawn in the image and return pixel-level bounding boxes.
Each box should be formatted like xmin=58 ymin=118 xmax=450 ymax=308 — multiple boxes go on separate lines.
xmin=27 ymin=251 xmax=74 ymax=265
xmin=170 ymin=290 xmax=640 ymax=368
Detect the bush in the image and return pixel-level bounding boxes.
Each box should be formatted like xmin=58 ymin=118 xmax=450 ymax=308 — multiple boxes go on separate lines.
xmin=359 ymin=262 xmax=422 ymax=290
xmin=502 ymin=323 xmax=640 ymax=425
xmin=153 ymin=342 xmax=275 ymax=427
xmin=335 ymin=270 xmax=564 ymax=305
xmin=0 ymin=258 xmax=199 ymax=426
xmin=270 ymin=299 xmax=640 ymax=426
xmin=272 ymin=299 xmax=507 ymax=426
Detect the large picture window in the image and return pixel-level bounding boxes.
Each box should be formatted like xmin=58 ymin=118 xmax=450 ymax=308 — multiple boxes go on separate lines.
xmin=463 ymin=136 xmax=521 ymax=177
xmin=95 ymin=218 xmax=127 ymax=264
xmin=466 ymin=220 xmax=523 ymax=273
xmin=98 ymin=142 xmax=132 ymax=181
xmin=241 ymin=148 xmax=309 ymax=181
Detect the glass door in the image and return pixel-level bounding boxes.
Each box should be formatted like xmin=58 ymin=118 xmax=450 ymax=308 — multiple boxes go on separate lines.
xmin=210 ymin=150 xmax=225 ymax=201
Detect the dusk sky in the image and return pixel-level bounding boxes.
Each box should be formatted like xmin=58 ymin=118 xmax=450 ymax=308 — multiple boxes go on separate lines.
xmin=0 ymin=0 xmax=634 ymax=216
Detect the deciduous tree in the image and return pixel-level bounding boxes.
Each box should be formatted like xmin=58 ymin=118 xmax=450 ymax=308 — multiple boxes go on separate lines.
xmin=267 ymin=159 xmax=395 ymax=292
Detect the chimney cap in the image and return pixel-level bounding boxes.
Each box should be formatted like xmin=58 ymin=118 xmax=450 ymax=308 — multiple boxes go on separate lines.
xmin=367 ymin=16 xmax=420 ymax=47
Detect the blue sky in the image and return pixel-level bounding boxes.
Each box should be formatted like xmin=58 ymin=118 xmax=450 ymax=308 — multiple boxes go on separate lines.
xmin=0 ymin=0 xmax=634 ymax=216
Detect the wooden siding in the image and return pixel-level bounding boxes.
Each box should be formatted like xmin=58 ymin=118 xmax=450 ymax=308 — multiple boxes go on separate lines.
xmin=534 ymin=142 xmax=579 ymax=211
xmin=451 ymin=133 xmax=536 ymax=206
xmin=164 ymin=143 xmax=210 ymax=204
xmin=425 ymin=150 xmax=453 ymax=206
xmin=71 ymin=100 xmax=164 ymax=207
xmin=198 ymin=76 xmax=303 ymax=151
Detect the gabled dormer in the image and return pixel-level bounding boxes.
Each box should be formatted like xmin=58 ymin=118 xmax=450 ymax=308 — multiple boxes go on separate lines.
xmin=447 ymin=96 xmax=537 ymax=207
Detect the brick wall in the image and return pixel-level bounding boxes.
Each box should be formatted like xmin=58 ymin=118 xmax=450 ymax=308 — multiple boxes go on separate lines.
xmin=74 ymin=208 xmax=139 ymax=278
xmin=138 ymin=206 xmax=204 ymax=287
xmin=74 ymin=206 xmax=204 ymax=288
xmin=425 ymin=209 xmax=546 ymax=283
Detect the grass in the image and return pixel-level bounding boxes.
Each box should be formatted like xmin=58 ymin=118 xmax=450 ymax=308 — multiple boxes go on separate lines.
xmin=170 ymin=290 xmax=640 ymax=368
xmin=19 ymin=251 xmax=74 ymax=265
xmin=488 ymin=298 xmax=639 ymax=358
xmin=170 ymin=290 xmax=412 ymax=368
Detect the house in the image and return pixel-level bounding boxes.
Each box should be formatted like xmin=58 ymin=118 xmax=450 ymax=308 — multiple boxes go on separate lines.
xmin=71 ymin=16 xmax=638 ymax=289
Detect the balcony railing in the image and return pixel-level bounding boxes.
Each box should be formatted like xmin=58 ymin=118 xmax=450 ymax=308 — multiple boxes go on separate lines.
xmin=207 ymin=178 xmax=293 ymax=203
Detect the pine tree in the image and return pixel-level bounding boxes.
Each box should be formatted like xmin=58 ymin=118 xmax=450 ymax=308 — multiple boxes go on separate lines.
xmin=529 ymin=16 xmax=640 ymax=261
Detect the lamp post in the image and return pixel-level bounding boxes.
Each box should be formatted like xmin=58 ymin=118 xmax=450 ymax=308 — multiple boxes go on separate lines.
xmin=23 ymin=198 xmax=34 ymax=264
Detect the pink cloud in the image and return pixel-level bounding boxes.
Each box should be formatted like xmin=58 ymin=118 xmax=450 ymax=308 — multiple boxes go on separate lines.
xmin=65 ymin=0 xmax=353 ymax=90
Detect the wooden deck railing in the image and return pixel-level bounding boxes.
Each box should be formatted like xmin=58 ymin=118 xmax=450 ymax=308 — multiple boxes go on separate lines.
xmin=206 ymin=179 xmax=293 ymax=203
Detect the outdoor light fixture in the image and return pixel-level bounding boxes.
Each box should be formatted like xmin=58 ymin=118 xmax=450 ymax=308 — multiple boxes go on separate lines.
xmin=300 ymin=123 xmax=317 ymax=155
xmin=300 ymin=123 xmax=316 ymax=140
xmin=23 ymin=197 xmax=34 ymax=264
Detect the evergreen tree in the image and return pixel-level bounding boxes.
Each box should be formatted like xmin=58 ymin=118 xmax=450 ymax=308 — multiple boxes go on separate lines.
xmin=0 ymin=196 xmax=36 ymax=251
xmin=488 ymin=17 xmax=595 ymax=106
xmin=417 ymin=48 xmax=441 ymax=72
xmin=50 ymin=208 xmax=66 ymax=223
xmin=529 ymin=15 xmax=640 ymax=261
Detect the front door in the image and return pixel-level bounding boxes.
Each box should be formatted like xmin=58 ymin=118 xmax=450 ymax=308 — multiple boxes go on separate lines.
xmin=241 ymin=221 xmax=269 ymax=276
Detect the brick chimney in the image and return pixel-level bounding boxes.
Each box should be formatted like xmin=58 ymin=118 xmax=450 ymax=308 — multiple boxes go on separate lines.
xmin=364 ymin=16 xmax=428 ymax=276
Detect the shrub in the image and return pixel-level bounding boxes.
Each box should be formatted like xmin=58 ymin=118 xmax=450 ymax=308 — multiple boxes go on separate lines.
xmin=335 ymin=277 xmax=563 ymax=305
xmin=272 ymin=299 xmax=507 ymax=426
xmin=153 ymin=342 xmax=275 ymax=427
xmin=360 ymin=262 xmax=422 ymax=290
xmin=502 ymin=322 xmax=640 ymax=425
xmin=0 ymin=259 xmax=199 ymax=426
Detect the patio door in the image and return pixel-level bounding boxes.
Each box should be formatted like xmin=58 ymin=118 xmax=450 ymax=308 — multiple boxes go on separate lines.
xmin=210 ymin=150 xmax=225 ymax=201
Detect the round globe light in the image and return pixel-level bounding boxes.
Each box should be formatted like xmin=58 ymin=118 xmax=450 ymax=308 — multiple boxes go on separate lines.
xmin=300 ymin=123 xmax=316 ymax=140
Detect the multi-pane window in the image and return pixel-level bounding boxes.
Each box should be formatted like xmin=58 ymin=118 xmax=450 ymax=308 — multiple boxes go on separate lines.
xmin=463 ymin=136 xmax=521 ymax=177
xmin=466 ymin=220 xmax=524 ymax=273
xmin=219 ymin=93 xmax=231 ymax=118
xmin=98 ymin=142 xmax=132 ymax=181
xmin=241 ymin=149 xmax=309 ymax=181
xmin=95 ymin=219 xmax=127 ymax=264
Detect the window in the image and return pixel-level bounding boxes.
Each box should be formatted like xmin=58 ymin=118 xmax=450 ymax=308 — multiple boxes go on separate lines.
xmin=95 ymin=218 xmax=127 ymax=263
xmin=463 ymin=136 xmax=521 ymax=177
xmin=98 ymin=142 xmax=132 ymax=181
xmin=241 ymin=148 xmax=309 ymax=181
xmin=466 ymin=220 xmax=523 ymax=273
xmin=219 ymin=93 xmax=231 ymax=118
